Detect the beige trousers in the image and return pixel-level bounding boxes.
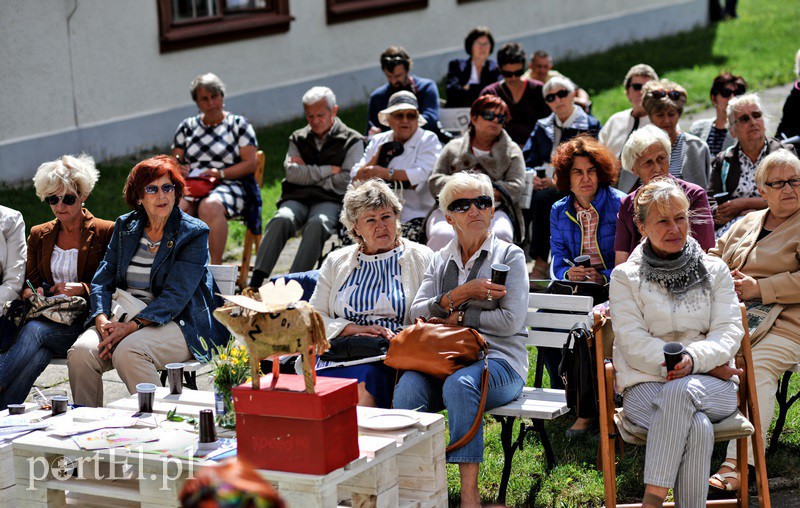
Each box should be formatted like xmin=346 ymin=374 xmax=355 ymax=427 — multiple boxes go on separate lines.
xmin=67 ymin=321 xmax=192 ymax=407
xmin=726 ymin=331 xmax=800 ymax=465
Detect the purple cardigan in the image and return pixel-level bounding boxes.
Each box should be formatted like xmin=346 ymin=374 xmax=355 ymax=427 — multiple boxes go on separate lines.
xmin=614 ymin=176 xmax=715 ymax=254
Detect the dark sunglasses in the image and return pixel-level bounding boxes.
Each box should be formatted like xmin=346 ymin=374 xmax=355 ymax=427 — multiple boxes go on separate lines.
xmin=650 ymin=90 xmax=683 ymax=100
xmin=764 ymin=178 xmax=800 ymax=189
xmin=447 ymin=195 xmax=493 ymax=213
xmin=480 ymin=110 xmax=507 ymax=124
xmin=734 ymin=111 xmax=763 ymax=124
xmin=501 ymin=68 xmax=525 ymax=78
xmin=144 ymin=183 xmax=175 ymax=195
xmin=629 ymin=83 xmax=645 ymax=91
xmin=718 ymin=87 xmax=745 ymax=98
xmin=381 ymin=55 xmax=408 ymax=69
xmin=545 ymin=89 xmax=570 ymax=103
xmin=45 ymin=194 xmax=77 ymax=206
xmin=391 ymin=111 xmax=418 ymax=121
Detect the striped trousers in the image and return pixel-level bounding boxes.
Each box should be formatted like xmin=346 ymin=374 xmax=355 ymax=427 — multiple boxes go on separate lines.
xmin=624 ymin=375 xmax=738 ymax=508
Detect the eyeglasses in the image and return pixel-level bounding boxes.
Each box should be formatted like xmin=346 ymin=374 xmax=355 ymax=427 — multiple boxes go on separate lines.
xmin=447 ymin=195 xmax=493 ymax=213
xmin=480 ymin=110 xmax=507 ymax=124
xmin=144 ymin=184 xmax=176 ymax=195
xmin=391 ymin=111 xmax=418 ymax=121
xmin=734 ymin=111 xmax=763 ymax=124
xmin=500 ymin=68 xmax=525 ymax=78
xmin=763 ymin=178 xmax=800 ymax=189
xmin=650 ymin=90 xmax=683 ymax=100
xmin=629 ymin=83 xmax=645 ymax=91
xmin=45 ymin=194 xmax=77 ymax=206
xmin=718 ymin=87 xmax=745 ymax=98
xmin=545 ymin=89 xmax=570 ymax=103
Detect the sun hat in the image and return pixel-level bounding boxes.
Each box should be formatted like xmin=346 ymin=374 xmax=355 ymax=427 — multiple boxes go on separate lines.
xmin=378 ymin=91 xmax=427 ymax=127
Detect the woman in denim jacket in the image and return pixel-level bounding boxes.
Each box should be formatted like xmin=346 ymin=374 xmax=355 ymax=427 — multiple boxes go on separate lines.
xmin=68 ymin=155 xmax=229 ymax=407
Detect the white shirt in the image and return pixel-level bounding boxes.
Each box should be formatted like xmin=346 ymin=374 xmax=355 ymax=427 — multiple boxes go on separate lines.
xmin=442 ymin=232 xmax=495 ymax=285
xmin=353 ymin=128 xmax=442 ymax=222
xmin=598 ymin=108 xmax=652 ymax=157
xmin=51 ymin=246 xmax=78 ymax=285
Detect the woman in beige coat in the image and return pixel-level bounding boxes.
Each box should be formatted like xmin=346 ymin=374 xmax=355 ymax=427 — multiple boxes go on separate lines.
xmin=708 ymin=149 xmax=800 ymax=494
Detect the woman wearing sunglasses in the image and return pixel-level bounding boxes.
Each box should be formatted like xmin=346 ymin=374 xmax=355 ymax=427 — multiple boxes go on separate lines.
xmin=0 ymin=155 xmax=114 ymax=409
xmin=394 ymin=172 xmax=528 ymax=508
xmin=708 ymin=93 xmax=797 ymax=237
xmin=353 ymin=91 xmax=441 ymax=243
xmin=522 ymin=76 xmax=602 ymax=279
xmin=642 ymin=80 xmax=711 ymax=189
xmin=427 ymin=95 xmax=525 ymax=250
xmin=68 ymin=155 xmax=229 ymax=407
xmin=690 ymin=73 xmax=747 ymax=158
xmin=480 ymin=42 xmax=550 ymax=146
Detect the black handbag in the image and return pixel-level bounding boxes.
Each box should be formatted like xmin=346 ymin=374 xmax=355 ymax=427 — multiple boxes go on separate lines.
xmin=0 ymin=300 xmax=28 ymax=354
xmin=558 ymin=322 xmax=599 ymax=419
xmin=318 ymin=335 xmax=390 ymax=363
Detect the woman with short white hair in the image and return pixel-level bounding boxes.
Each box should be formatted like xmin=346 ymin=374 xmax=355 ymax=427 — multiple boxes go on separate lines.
xmin=394 ymin=172 xmax=528 ymax=507
xmin=614 ymin=125 xmax=715 ymax=265
xmin=708 ymin=93 xmax=797 ymax=237
xmin=0 ymin=154 xmax=114 ymax=409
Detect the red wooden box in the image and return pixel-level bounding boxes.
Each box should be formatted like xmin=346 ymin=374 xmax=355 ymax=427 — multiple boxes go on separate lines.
xmin=232 ymin=374 xmax=359 ymax=475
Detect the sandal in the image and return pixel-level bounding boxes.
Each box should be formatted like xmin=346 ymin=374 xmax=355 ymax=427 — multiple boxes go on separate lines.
xmin=708 ymin=461 xmax=739 ymax=496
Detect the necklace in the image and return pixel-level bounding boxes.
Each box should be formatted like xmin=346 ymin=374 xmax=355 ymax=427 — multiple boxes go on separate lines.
xmin=144 ymin=232 xmax=161 ymax=253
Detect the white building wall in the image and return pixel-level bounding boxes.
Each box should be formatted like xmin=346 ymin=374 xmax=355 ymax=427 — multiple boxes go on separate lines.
xmin=0 ymin=0 xmax=706 ymax=184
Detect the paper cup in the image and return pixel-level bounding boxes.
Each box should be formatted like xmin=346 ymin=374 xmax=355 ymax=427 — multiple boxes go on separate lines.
xmin=663 ymin=342 xmax=685 ymax=373
xmin=136 ymin=383 xmax=157 ymax=413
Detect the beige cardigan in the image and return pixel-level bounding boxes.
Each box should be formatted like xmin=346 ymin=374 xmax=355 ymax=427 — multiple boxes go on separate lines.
xmin=309 ymin=239 xmax=434 ymax=339
xmin=0 ymin=206 xmax=26 ymax=306
xmin=709 ymin=208 xmax=800 ymax=344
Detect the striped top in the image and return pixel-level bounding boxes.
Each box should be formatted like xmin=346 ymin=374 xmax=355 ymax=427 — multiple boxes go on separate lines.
xmin=574 ymin=202 xmax=602 ymax=268
xmin=125 ymin=234 xmax=158 ymax=303
xmin=333 ymin=245 xmax=406 ymax=333
xmin=668 ymin=132 xmax=686 ymax=178
xmin=51 ymin=246 xmax=78 ymax=284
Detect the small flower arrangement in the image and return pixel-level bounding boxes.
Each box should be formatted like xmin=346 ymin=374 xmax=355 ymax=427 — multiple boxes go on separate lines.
xmin=202 ymin=338 xmax=256 ymax=429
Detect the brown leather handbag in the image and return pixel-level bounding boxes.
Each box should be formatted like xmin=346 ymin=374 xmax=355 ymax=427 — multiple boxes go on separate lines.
xmin=385 ymin=318 xmax=490 ymax=452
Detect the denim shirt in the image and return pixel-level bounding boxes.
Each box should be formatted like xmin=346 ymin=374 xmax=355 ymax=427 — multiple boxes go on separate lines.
xmin=88 ymin=207 xmax=229 ymax=361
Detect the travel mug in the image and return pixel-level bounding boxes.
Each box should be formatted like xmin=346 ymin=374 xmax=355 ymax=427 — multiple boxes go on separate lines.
xmin=198 ymin=409 xmax=217 ymax=444
xmin=491 ymin=263 xmax=510 ymax=285
xmin=166 ymin=363 xmax=185 ymax=395
xmin=663 ymin=342 xmax=685 ymax=373
xmin=574 ymin=255 xmax=592 ymax=268
xmin=51 ymin=396 xmax=68 ymax=416
xmin=7 ymin=404 xmax=25 ymax=415
xmin=137 ymin=383 xmax=157 ymax=413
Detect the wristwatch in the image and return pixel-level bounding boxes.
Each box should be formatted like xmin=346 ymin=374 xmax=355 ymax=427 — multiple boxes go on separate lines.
xmin=132 ymin=317 xmax=147 ymax=330
xmin=219 ymin=169 xmax=226 ymax=179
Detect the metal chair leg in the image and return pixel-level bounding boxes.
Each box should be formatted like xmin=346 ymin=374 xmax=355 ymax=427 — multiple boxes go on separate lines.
xmin=159 ymin=369 xmax=168 ymax=387
xmin=493 ymin=415 xmax=533 ymax=505
xmin=184 ymin=371 xmax=198 ymax=391
xmin=531 ymin=418 xmax=556 ymax=471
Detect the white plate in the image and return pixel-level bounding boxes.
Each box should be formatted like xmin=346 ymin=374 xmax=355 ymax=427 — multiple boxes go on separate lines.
xmin=359 ymin=413 xmax=418 ymax=431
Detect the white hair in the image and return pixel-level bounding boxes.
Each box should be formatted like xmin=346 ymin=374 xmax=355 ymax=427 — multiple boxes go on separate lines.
xmin=755 ymin=149 xmax=800 ymax=190
xmin=621 ymin=125 xmax=672 ymax=172
xmin=32 ymin=154 xmax=99 ymax=201
xmin=542 ymin=76 xmax=576 ymax=95
xmin=302 ymin=86 xmax=336 ymax=110
xmin=190 ymin=73 xmax=226 ymax=101
xmin=727 ymin=93 xmax=765 ymax=130
xmin=438 ymin=172 xmax=494 ymax=216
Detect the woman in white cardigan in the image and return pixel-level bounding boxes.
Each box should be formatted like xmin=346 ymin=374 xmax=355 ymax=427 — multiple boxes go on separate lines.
xmin=610 ymin=179 xmax=743 ymax=508
xmin=310 ymin=179 xmax=433 ymax=407
xmin=0 ymin=206 xmax=26 ymax=306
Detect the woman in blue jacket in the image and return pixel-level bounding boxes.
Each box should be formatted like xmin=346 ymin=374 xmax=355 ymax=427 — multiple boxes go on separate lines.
xmin=549 ymin=135 xmax=624 ymax=283
xmin=68 ymin=155 xmax=229 ymax=407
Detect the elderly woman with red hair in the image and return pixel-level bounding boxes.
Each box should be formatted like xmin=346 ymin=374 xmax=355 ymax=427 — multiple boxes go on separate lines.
xmin=427 ymin=94 xmax=525 ymax=250
xmin=68 ymin=155 xmax=229 ymax=407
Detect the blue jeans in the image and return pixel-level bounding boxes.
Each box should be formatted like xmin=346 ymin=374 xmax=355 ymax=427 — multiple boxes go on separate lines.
xmin=393 ymin=358 xmax=524 ymax=463
xmin=0 ymin=318 xmax=85 ymax=409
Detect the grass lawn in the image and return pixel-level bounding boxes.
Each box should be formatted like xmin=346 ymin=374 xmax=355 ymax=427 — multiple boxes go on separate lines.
xmin=2 ymin=0 xmax=800 ymax=505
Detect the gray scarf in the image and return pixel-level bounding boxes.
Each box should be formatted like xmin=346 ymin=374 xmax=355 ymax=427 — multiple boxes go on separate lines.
xmin=639 ymin=236 xmax=710 ymax=305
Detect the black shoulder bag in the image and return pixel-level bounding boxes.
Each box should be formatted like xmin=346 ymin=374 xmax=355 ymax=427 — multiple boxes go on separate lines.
xmin=558 ymin=322 xmax=599 ymax=419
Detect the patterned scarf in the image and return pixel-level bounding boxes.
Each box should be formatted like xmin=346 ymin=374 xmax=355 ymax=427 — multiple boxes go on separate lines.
xmin=639 ymin=236 xmax=710 ymax=305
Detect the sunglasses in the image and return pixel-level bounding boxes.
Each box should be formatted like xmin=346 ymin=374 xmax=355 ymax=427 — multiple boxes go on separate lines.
xmin=144 ymin=183 xmax=176 ymax=195
xmin=650 ymin=90 xmax=683 ymax=100
xmin=764 ymin=178 xmax=800 ymax=190
xmin=381 ymin=55 xmax=408 ymax=69
xmin=717 ymin=87 xmax=745 ymax=98
xmin=734 ymin=111 xmax=763 ymax=124
xmin=501 ymin=68 xmax=525 ymax=78
xmin=447 ymin=195 xmax=493 ymax=213
xmin=480 ymin=110 xmax=507 ymax=124
xmin=391 ymin=111 xmax=418 ymax=121
xmin=45 ymin=194 xmax=77 ymax=206
xmin=545 ymin=89 xmax=570 ymax=103
xmin=629 ymin=83 xmax=645 ymax=91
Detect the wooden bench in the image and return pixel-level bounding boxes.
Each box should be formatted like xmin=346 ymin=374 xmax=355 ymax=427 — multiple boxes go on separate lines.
xmin=486 ymin=292 xmax=594 ymax=505
xmin=49 ymin=265 xmax=237 ymax=392
xmin=770 ymin=363 xmax=800 ymax=455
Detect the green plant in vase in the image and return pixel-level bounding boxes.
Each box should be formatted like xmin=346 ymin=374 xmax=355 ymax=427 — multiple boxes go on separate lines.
xmin=205 ymin=339 xmax=255 ymax=429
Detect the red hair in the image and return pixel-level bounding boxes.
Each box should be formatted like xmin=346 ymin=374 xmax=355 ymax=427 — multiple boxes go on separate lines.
xmin=470 ymin=94 xmax=511 ymax=121
xmin=123 ymin=155 xmax=186 ymax=212
xmin=551 ymin=134 xmax=619 ymax=194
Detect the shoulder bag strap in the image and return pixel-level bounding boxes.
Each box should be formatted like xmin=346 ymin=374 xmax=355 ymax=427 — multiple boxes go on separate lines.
xmin=445 ymin=355 xmax=490 ymax=453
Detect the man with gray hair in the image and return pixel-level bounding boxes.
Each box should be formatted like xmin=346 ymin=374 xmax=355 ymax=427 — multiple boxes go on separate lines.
xmin=249 ymin=86 xmax=364 ymax=288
